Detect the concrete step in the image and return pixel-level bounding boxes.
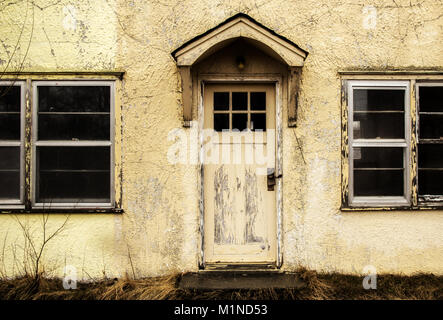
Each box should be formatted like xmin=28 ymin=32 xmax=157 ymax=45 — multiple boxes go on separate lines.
xmin=179 ymin=271 xmax=305 ymax=290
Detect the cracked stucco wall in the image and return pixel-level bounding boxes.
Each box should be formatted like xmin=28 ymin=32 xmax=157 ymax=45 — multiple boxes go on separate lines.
xmin=0 ymin=0 xmax=442 ymax=278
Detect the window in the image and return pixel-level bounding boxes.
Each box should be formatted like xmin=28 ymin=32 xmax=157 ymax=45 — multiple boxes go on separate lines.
xmin=32 ymin=81 xmax=114 ymax=208
xmin=417 ymin=83 xmax=443 ymax=202
xmin=0 ymin=82 xmax=24 ymax=207
xmin=347 ymin=81 xmax=410 ymax=207
xmin=213 ymin=91 xmax=267 ymax=132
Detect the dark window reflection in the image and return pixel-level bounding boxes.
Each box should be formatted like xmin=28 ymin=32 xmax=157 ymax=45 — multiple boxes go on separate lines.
xmin=232 ymin=113 xmax=247 ymax=131
xmin=354 ymin=113 xmax=404 ymax=139
xmin=214 ymin=114 xmax=229 ymax=131
xmin=0 ymin=86 xmax=20 ymax=112
xmin=354 ymin=89 xmax=404 ymax=111
xmin=251 ymin=113 xmax=266 ymax=131
xmin=232 ymin=92 xmax=247 ymax=110
xmin=38 ymin=86 xmax=110 ymax=112
xmin=0 ymin=146 xmax=20 ymax=200
xmin=214 ymin=92 xmax=229 ymax=111
xmin=251 ymin=92 xmax=266 ymax=110
xmin=36 ymin=146 xmax=110 ymax=203
xmin=354 ymin=170 xmax=403 ymax=196
xmin=419 ymin=115 xmax=443 ymax=140
xmin=419 ymin=86 xmax=443 ymax=112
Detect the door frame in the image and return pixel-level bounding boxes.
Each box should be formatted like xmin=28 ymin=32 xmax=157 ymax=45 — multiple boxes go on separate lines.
xmin=196 ymin=74 xmax=283 ymax=269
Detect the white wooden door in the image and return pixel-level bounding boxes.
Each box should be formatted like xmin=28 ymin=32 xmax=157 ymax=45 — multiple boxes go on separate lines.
xmin=203 ymin=83 xmax=276 ymax=265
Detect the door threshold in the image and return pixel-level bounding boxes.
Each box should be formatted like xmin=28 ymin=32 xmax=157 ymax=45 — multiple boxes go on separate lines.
xmin=204 ymin=262 xmax=277 ymax=271
xmin=179 ymin=270 xmax=305 ymax=290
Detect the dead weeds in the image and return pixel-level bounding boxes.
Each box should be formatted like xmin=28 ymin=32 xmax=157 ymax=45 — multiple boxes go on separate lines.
xmin=0 ymin=269 xmax=441 ymax=300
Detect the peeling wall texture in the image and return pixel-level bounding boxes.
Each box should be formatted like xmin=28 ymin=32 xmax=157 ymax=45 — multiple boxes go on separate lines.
xmin=0 ymin=0 xmax=442 ymax=278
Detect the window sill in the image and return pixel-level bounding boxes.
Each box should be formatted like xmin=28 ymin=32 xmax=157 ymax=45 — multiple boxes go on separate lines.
xmin=341 ymin=204 xmax=443 ymax=212
xmin=0 ymin=208 xmax=124 ymax=214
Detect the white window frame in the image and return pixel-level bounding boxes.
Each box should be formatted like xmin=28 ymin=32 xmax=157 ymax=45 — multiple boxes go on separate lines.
xmin=31 ymin=80 xmax=115 ymax=209
xmin=347 ymin=80 xmax=411 ymax=207
xmin=0 ymin=81 xmax=25 ymax=208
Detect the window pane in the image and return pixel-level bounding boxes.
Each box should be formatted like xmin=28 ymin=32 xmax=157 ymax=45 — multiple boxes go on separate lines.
xmin=419 ymin=86 xmax=443 ymax=112
xmin=0 ymin=86 xmax=20 ymax=112
xmin=251 ymin=113 xmax=266 ymax=131
xmin=419 ymin=114 xmax=443 ymax=140
xmin=0 ymin=114 xmax=20 ymax=140
xmin=0 ymin=172 xmax=20 ymax=200
xmin=354 ymin=170 xmax=403 ymax=196
xmin=232 ymin=113 xmax=247 ymax=131
xmin=214 ymin=114 xmax=229 ymax=132
xmin=0 ymin=146 xmax=20 ymax=169
xmin=36 ymin=146 xmax=110 ymax=203
xmin=213 ymin=92 xmax=229 ymax=111
xmin=251 ymin=92 xmax=266 ymax=110
xmin=38 ymin=114 xmax=110 ymax=140
xmin=419 ymin=170 xmax=443 ymax=196
xmin=354 ymin=147 xmax=403 ymax=169
xmin=353 ymin=113 xmax=404 ymax=139
xmin=232 ymin=92 xmax=247 ymax=110
xmin=0 ymin=147 xmax=20 ymax=200
xmin=38 ymin=86 xmax=110 ymax=112
xmin=354 ymin=89 xmax=404 ymax=111
xmin=418 ymin=144 xmax=443 ymax=168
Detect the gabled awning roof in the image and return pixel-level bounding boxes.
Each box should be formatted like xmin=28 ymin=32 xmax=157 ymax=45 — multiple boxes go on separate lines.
xmin=172 ymin=13 xmax=308 ymax=67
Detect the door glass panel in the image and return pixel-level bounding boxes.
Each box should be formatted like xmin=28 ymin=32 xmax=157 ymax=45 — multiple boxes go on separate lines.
xmin=251 ymin=113 xmax=266 ymax=131
xmin=213 ymin=92 xmax=229 ymax=111
xmin=250 ymin=92 xmax=266 ymax=110
xmin=232 ymin=113 xmax=247 ymax=131
xmin=214 ymin=114 xmax=229 ymax=132
xmin=232 ymin=92 xmax=247 ymax=110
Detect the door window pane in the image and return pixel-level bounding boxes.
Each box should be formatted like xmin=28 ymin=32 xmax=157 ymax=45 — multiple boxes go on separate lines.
xmin=213 ymin=92 xmax=229 ymax=111
xmin=250 ymin=92 xmax=266 ymax=110
xmin=232 ymin=113 xmax=247 ymax=131
xmin=232 ymin=92 xmax=247 ymax=110
xmin=251 ymin=113 xmax=266 ymax=131
xmin=214 ymin=114 xmax=229 ymax=132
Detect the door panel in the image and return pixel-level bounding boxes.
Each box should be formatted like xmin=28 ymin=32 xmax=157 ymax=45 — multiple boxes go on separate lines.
xmin=203 ymin=83 xmax=276 ymax=264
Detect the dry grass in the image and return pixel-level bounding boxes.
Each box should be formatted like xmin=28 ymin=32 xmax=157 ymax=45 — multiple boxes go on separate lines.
xmin=0 ymin=269 xmax=441 ymax=300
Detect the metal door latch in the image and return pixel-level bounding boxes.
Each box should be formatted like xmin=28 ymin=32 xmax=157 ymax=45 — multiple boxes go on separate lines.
xmin=267 ymin=168 xmax=282 ymax=191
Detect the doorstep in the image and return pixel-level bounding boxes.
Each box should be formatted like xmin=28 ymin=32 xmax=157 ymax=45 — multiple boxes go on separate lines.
xmin=178 ymin=270 xmax=305 ymax=290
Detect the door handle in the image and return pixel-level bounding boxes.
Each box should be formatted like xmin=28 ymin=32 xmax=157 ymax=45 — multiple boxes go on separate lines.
xmin=267 ymin=168 xmax=282 ymax=191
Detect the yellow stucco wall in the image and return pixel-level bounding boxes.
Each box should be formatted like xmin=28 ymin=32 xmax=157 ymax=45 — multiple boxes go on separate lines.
xmin=0 ymin=0 xmax=442 ymax=279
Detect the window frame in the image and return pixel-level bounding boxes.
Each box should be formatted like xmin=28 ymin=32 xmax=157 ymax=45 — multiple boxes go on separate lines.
xmin=347 ymin=80 xmax=411 ymax=207
xmin=31 ymin=80 xmax=115 ymax=209
xmin=416 ymin=81 xmax=443 ymax=204
xmin=0 ymin=81 xmax=26 ymax=208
